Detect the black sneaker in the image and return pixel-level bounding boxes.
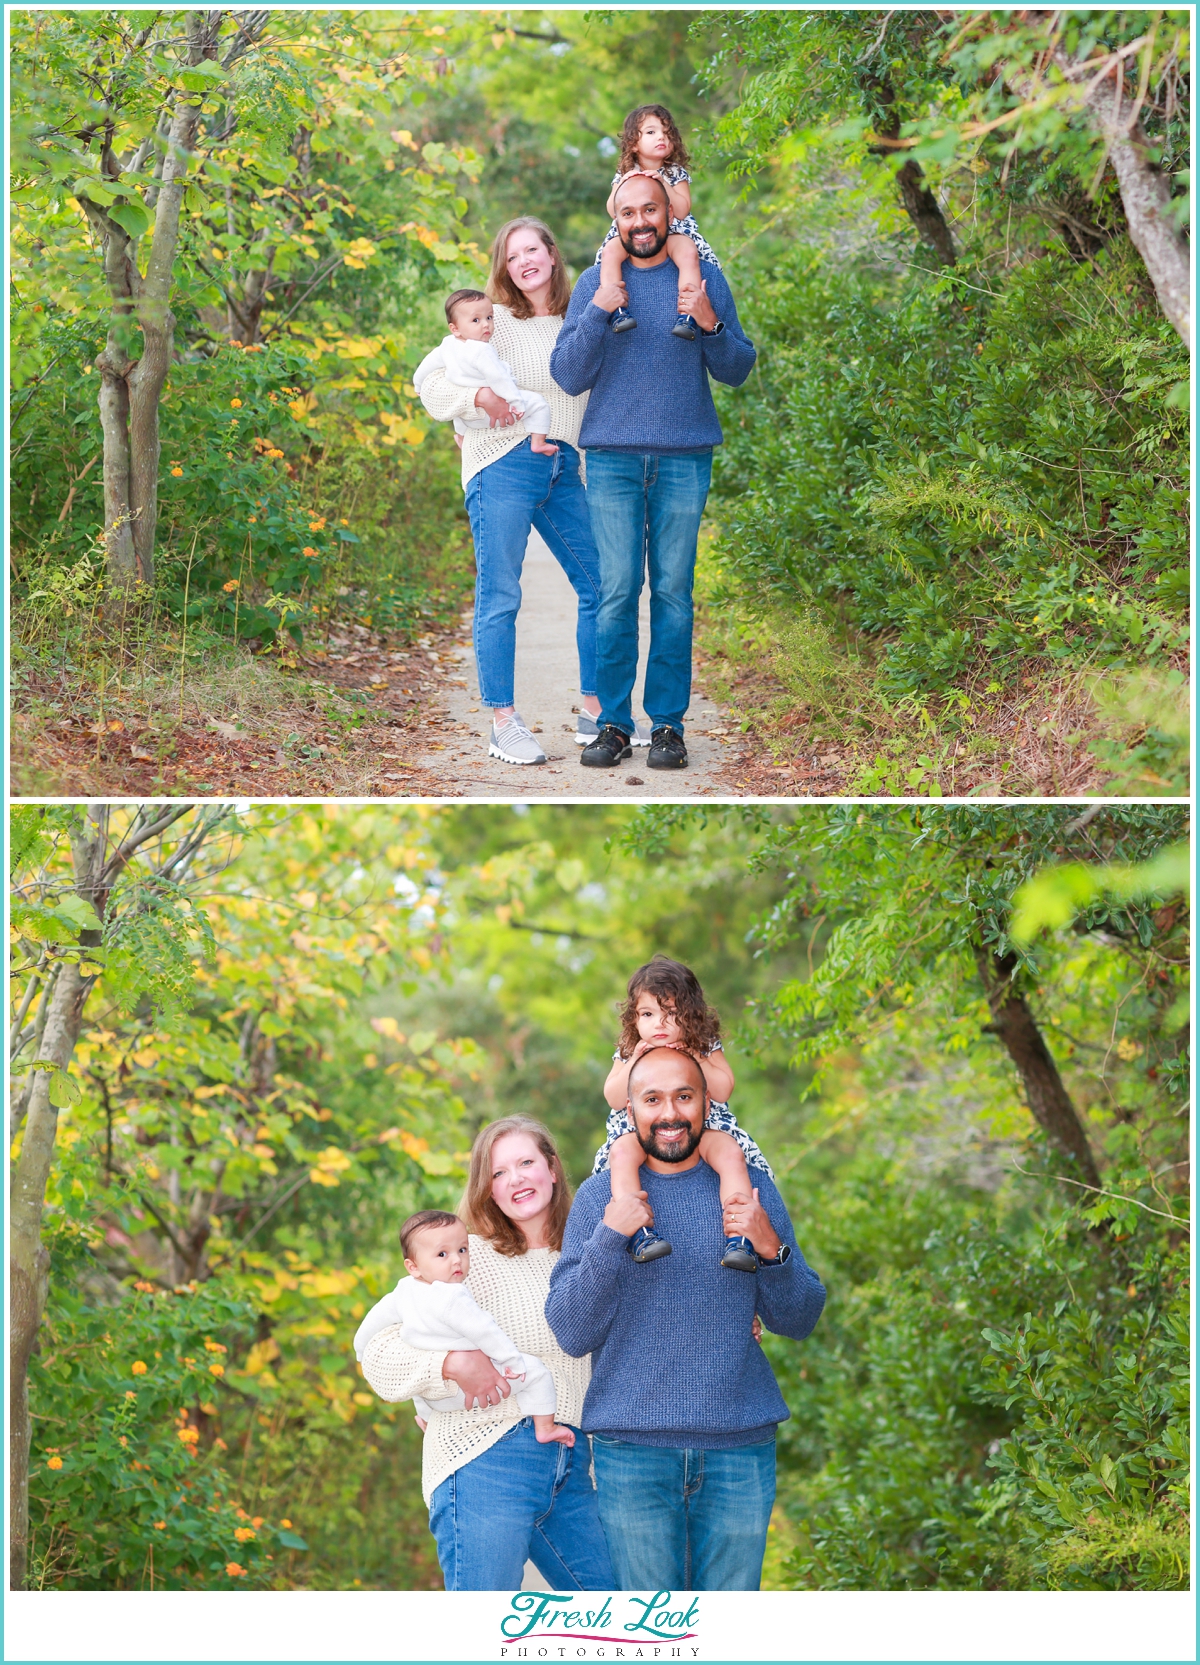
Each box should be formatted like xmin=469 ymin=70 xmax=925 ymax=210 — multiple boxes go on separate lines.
xmin=629 ymin=1225 xmax=672 ymax=1263
xmin=580 ymin=725 xmax=633 ymax=767
xmin=720 ymin=1235 xmax=759 ymax=1273
xmin=611 ymin=307 xmax=637 ymax=333
xmin=671 ymin=314 xmax=697 ymax=339
xmin=647 ymin=727 xmax=688 ymax=769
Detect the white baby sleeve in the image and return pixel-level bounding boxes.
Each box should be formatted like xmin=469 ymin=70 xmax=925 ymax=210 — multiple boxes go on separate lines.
xmin=411 ymin=344 xmax=446 ymax=393
xmin=352 ymin=1284 xmax=407 ymax=1360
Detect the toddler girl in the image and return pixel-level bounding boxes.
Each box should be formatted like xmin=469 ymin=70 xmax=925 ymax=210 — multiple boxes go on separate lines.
xmin=595 ymin=104 xmax=721 ymax=340
xmin=595 ymin=956 xmax=773 ymax=1271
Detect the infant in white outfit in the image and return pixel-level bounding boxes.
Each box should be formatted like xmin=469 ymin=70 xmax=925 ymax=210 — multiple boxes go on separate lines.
xmin=353 ymin=1208 xmax=573 ymax=1445
xmin=412 ymin=289 xmax=557 ymax=454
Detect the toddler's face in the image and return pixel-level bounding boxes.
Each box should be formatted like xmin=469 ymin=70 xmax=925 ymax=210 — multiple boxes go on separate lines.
xmin=637 ymin=119 xmax=672 ymax=163
xmin=635 ymin=992 xmax=682 ymax=1046
xmin=450 ymin=300 xmax=494 ymax=342
xmin=405 ymin=1220 xmax=470 ymax=1284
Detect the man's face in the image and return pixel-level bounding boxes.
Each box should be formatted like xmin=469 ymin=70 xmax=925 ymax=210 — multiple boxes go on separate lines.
xmin=629 ymin=1049 xmax=707 ymax=1165
xmin=615 ymin=178 xmax=670 ymax=260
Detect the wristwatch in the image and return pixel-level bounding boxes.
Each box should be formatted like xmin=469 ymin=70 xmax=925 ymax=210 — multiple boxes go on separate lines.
xmin=757 ymin=1244 xmax=792 ymax=1268
xmin=699 ymin=319 xmax=725 ymax=337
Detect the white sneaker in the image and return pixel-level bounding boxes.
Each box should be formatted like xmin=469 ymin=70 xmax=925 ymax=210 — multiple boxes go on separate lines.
xmin=575 ymin=712 xmax=652 ymax=746
xmin=489 ymin=712 xmax=547 ymax=765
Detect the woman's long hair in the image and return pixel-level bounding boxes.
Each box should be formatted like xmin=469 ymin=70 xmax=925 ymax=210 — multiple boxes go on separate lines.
xmin=617 ymin=955 xmax=721 ymax=1060
xmin=486 ymin=216 xmax=572 ymax=321
xmin=617 ymin=104 xmax=690 ymax=177
xmin=460 ymin=1115 xmax=573 ymax=1257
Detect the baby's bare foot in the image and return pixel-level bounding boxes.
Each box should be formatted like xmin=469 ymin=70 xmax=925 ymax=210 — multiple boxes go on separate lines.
xmin=533 ymin=1416 xmax=575 ymax=1447
xmin=530 ymin=435 xmax=559 ymax=455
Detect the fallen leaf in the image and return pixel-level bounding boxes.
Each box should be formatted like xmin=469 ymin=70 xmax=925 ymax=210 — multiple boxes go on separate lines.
xmin=208 ymin=721 xmax=245 ymax=740
xmin=130 ymin=746 xmax=155 ymax=762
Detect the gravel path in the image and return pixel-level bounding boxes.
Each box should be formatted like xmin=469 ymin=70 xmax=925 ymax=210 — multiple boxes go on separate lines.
xmin=405 ymin=531 xmax=739 ymax=798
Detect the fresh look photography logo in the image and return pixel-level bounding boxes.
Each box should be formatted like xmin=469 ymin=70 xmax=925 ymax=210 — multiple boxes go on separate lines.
xmin=498 ymin=1591 xmax=701 ymax=1659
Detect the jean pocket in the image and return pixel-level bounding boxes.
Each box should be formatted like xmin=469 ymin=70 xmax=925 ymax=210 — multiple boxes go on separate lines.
xmin=589 ymin=1433 xmax=630 ymax=1449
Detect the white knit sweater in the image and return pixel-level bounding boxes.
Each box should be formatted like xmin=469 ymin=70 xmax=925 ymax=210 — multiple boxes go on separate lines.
xmin=360 ymin=1235 xmax=590 ymax=1504
xmin=416 ymin=304 xmax=589 ymax=490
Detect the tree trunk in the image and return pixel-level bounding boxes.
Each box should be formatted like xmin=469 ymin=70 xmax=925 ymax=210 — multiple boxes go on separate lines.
xmin=9 ymin=959 xmax=93 ymax=1588
xmin=1083 ymin=70 xmax=1191 ymax=350
xmin=976 ymin=948 xmax=1101 ymax=1189
xmin=866 ymin=77 xmax=957 ymax=267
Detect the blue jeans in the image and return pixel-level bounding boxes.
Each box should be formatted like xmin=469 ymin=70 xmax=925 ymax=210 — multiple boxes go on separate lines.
xmin=585 ymin=448 xmax=713 ymax=738
xmin=428 ymin=1419 xmax=614 ymax=1591
xmin=591 ymin=1434 xmax=776 ymax=1591
xmin=465 ymin=440 xmax=601 ymax=709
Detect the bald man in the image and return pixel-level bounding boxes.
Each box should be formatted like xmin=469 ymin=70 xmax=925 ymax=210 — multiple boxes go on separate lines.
xmin=546 ymin=1046 xmax=825 ymax=1590
xmin=549 ymin=175 xmax=756 ymax=773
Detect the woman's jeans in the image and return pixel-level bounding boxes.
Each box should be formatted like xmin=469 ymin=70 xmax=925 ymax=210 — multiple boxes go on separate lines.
xmin=591 ymin=1434 xmax=776 ymax=1591
xmin=585 ymin=447 xmax=713 ymax=739
xmin=465 ymin=440 xmax=601 ymax=710
xmin=429 ymin=1420 xmax=614 ymax=1591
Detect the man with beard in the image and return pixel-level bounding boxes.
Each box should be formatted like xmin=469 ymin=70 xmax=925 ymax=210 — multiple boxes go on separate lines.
xmin=548 ymin=176 xmax=756 ymax=771
xmin=545 ymin=1048 xmax=824 ymax=1590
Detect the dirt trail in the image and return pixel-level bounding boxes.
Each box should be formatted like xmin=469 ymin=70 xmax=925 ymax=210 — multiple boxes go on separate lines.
xmin=404 ymin=531 xmax=742 ymax=799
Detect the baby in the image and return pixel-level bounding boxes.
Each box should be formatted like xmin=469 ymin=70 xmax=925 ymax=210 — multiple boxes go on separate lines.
xmin=353 ymin=1209 xmax=573 ymax=1445
xmin=412 ymin=290 xmax=558 ymax=455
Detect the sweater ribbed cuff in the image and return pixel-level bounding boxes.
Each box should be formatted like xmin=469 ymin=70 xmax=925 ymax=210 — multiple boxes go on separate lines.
xmin=590 ymin=1221 xmax=633 ymax=1259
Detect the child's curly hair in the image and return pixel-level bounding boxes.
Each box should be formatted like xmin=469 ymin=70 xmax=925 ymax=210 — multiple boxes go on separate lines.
xmin=616 ymin=955 xmax=720 ymax=1060
xmin=617 ymin=104 xmax=690 ymax=177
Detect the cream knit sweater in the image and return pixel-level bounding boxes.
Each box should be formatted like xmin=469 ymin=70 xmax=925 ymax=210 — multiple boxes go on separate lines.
xmin=360 ymin=1234 xmax=591 ymax=1504
xmin=416 ymin=304 xmax=590 ymax=490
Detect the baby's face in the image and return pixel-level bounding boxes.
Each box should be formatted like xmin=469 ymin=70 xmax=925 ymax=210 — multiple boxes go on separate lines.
xmin=450 ymin=301 xmax=494 ymax=342
xmin=635 ymin=992 xmax=682 ymax=1046
xmin=405 ymin=1220 xmax=470 ymax=1284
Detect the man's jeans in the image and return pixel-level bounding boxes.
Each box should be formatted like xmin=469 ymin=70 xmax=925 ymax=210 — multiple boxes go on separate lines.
xmin=591 ymin=1434 xmax=776 ymax=1590
xmin=586 ymin=448 xmax=713 ymax=738
xmin=465 ymin=440 xmax=601 ymax=709
xmin=429 ymin=1419 xmax=614 ymax=1591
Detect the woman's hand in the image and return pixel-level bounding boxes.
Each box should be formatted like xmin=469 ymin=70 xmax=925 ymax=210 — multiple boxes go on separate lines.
xmin=443 ymin=1349 xmax=512 ymax=1409
xmin=475 ymin=387 xmax=519 ymax=428
xmin=751 ymin=1315 xmax=763 ymax=1344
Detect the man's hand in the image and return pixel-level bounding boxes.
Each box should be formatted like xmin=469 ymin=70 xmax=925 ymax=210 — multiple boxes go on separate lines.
xmin=677 ymin=276 xmax=718 ymax=334
xmin=603 ymin=1189 xmax=654 ymax=1239
xmin=723 ymin=1187 xmax=781 ymax=1261
xmin=442 ymin=1349 xmax=511 ymax=1409
xmin=592 ymin=277 xmax=629 ymax=316
xmin=474 ymin=387 xmax=519 ymax=427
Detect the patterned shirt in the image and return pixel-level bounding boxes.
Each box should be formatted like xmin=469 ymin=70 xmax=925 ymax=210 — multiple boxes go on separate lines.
xmin=592 ymin=1042 xmax=773 ymax=1179
xmin=595 ymin=164 xmax=721 ymax=270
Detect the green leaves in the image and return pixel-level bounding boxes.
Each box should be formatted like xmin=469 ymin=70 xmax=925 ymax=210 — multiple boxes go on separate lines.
xmin=108 ymin=200 xmax=152 ymax=240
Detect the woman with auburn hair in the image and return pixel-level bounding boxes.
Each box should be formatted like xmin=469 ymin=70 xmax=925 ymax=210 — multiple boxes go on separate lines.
xmin=416 ymin=218 xmax=643 ymax=767
xmin=358 ymin=1115 xmax=614 ymax=1591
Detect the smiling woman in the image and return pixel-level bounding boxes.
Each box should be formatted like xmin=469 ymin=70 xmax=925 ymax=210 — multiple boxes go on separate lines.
xmin=357 ymin=1116 xmax=614 ymax=1591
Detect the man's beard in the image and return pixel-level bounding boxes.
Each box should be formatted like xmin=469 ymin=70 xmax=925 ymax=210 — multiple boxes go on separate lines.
xmin=620 ymin=223 xmax=668 ymax=259
xmin=637 ymin=1118 xmax=703 ymax=1165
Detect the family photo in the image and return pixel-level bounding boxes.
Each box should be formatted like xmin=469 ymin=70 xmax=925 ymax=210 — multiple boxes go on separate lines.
xmin=8 ymin=803 xmax=1190 ymax=1595
xmin=8 ymin=7 xmax=1191 ymax=800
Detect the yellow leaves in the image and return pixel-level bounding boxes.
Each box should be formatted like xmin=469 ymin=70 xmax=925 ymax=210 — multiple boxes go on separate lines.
xmin=309 ymin=1145 xmax=352 ymax=1186
xmin=336 ymin=337 xmax=380 ymax=361
xmin=369 ymin=1016 xmax=405 ymax=1041
xmin=399 ymin=1130 xmax=428 ymax=1159
xmin=1115 ymin=1038 xmax=1144 ymax=1061
xmin=296 ymin=892 xmax=318 ymax=909
xmin=131 ymin=1049 xmax=159 ymax=1068
xmin=204 ymin=1339 xmax=228 ymax=1354
xmin=399 ymin=221 xmax=440 ymax=250
xmin=352 ymin=1392 xmax=374 ymax=1407
xmin=378 ymin=411 xmax=423 ymax=447
xmin=390 ymin=129 xmax=419 ymax=150
xmin=244 ymin=1337 xmax=281 ymax=1375
xmin=304 ymin=1269 xmax=357 ymax=1298
xmin=342 ymin=237 xmax=377 ymax=270
xmin=193 ymin=1084 xmax=227 ymax=1099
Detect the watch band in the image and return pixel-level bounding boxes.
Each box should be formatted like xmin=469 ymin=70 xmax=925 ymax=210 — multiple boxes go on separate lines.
xmin=700 ymin=319 xmax=725 ymax=337
xmin=757 ymin=1244 xmax=792 ymax=1268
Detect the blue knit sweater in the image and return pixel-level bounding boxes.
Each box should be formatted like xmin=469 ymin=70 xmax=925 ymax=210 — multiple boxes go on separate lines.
xmin=549 ymin=258 xmax=756 ymax=453
xmin=545 ymin=1161 xmax=825 ymax=1448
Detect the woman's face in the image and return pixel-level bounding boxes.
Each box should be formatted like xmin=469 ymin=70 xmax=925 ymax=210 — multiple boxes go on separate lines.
xmin=489 ymin=1132 xmax=557 ymax=1231
xmin=505 ymin=228 xmax=556 ymax=296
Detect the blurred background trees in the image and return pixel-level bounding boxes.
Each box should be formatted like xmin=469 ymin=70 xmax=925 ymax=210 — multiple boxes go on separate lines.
xmin=9 ymin=802 xmax=1189 ymax=1589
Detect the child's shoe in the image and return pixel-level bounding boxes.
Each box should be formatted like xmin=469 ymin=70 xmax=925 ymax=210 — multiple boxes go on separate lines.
xmin=611 ymin=307 xmax=637 ymax=333
xmin=720 ymin=1235 xmax=759 ymax=1272
xmin=671 ymin=314 xmax=697 ymax=340
xmin=628 ymin=1225 xmax=672 ymax=1263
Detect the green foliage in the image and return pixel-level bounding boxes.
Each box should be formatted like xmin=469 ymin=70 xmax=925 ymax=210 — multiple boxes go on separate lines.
xmin=709 ymin=249 xmax=1188 ymax=696
xmin=28 ymin=1266 xmax=280 ymax=1590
